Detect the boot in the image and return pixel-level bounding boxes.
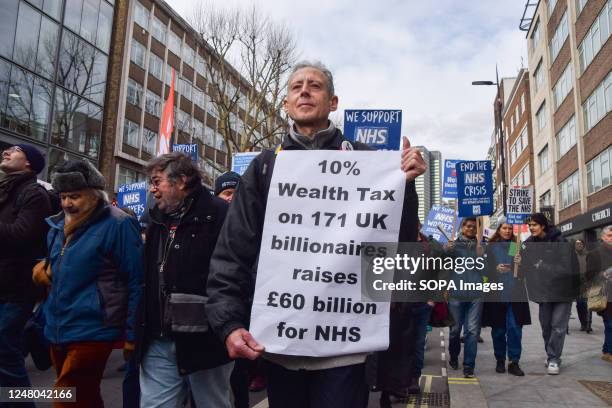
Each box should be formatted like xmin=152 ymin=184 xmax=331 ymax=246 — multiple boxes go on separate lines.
xmin=407 ymin=377 xmax=420 ymax=394
xmin=379 ymin=391 xmax=392 ymax=408
xmin=508 ymin=361 xmax=525 ymax=376
xmin=495 ymin=359 xmax=505 ymax=373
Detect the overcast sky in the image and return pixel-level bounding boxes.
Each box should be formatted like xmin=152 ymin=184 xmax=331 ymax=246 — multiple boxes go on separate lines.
xmin=166 ymin=0 xmax=529 ymax=161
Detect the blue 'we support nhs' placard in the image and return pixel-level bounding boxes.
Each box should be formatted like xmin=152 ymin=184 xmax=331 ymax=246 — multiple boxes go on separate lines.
xmin=117 ymin=181 xmax=147 ymax=220
xmin=172 ymin=144 xmax=199 ymax=162
xmin=344 ymin=109 xmax=402 ymax=150
xmin=456 ymin=160 xmax=493 ymax=217
xmin=442 ymin=159 xmax=459 ymax=198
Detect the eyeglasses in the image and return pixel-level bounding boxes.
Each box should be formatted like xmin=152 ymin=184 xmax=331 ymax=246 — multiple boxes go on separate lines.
xmin=149 ymin=177 xmax=170 ymax=189
xmin=3 ymin=146 xmax=23 ymax=154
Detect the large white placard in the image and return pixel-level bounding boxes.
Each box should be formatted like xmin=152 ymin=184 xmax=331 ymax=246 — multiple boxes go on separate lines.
xmin=249 ymin=150 xmax=406 ymax=357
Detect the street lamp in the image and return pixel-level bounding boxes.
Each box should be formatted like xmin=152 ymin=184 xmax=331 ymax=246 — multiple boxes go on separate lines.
xmin=472 ymin=68 xmax=508 ymax=215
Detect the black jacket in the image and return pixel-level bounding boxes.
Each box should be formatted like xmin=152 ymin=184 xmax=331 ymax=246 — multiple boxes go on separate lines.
xmin=135 ymin=185 xmax=230 ymax=374
xmin=586 ymin=243 xmax=612 ymax=319
xmin=206 ymin=130 xmax=419 ymax=343
xmin=520 ymin=228 xmax=580 ymax=303
xmin=0 ymin=173 xmax=52 ymax=303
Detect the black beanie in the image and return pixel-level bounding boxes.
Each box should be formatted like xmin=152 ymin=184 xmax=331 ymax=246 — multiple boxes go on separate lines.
xmin=16 ymin=144 xmax=45 ymax=174
xmin=215 ymin=171 xmax=241 ymax=196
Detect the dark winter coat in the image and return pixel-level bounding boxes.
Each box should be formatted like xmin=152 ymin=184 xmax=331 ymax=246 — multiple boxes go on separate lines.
xmin=585 ymin=243 xmax=612 ymax=319
xmin=206 ymin=130 xmax=419 ymax=344
xmin=0 ymin=173 xmax=52 ymax=303
xmin=135 ymin=185 xmax=230 ymax=375
xmin=520 ymin=228 xmax=580 ymax=303
xmin=445 ymin=234 xmax=486 ymax=301
xmin=481 ymin=239 xmax=531 ymax=328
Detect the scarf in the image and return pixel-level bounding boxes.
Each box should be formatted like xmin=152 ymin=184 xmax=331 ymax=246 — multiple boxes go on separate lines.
xmin=33 ymin=194 xmax=100 ymax=286
xmin=288 ymin=121 xmax=337 ymax=150
xmin=0 ymin=171 xmax=31 ymax=205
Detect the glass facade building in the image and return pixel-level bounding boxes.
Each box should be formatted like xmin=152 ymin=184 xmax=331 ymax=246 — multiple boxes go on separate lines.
xmin=0 ymin=0 xmax=114 ymax=179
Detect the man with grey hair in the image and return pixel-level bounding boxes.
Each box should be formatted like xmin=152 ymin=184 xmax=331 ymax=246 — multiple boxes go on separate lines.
xmin=586 ymin=225 xmax=612 ymax=363
xmin=207 ymin=61 xmax=426 ymax=407
xmin=32 ymin=159 xmax=143 ymax=407
xmin=135 ymin=152 xmax=233 ymax=407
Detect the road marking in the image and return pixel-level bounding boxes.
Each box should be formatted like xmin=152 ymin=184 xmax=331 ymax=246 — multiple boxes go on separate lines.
xmin=440 ymin=340 xmax=445 ymax=348
xmin=441 ymin=367 xmax=447 ymax=377
xmin=441 ymin=352 xmax=446 ymax=361
xmin=252 ymin=398 xmax=269 ymax=408
xmin=423 ymin=375 xmax=433 ymax=393
xmin=439 ymin=330 xmax=444 ymax=337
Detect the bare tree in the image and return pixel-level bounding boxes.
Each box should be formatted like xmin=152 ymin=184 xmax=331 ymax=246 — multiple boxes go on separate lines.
xmin=189 ymin=2 xmax=297 ymax=160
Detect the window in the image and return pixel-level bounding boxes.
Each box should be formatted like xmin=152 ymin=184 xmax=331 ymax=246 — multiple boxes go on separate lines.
xmin=215 ymin=132 xmax=227 ymax=152
xmin=556 ymin=116 xmax=576 ymax=158
xmin=578 ymin=2 xmax=611 ymax=72
xmin=134 ymin=1 xmax=149 ymax=30
xmin=548 ymin=0 xmax=558 ymax=15
xmin=531 ymin=19 xmax=541 ymax=53
xmin=96 ymin=1 xmax=113 ymax=52
xmin=166 ymin=64 xmax=177 ymax=86
xmin=583 ymin=72 xmax=612 ymax=132
xmin=193 ymin=118 xmax=204 ymax=141
xmin=151 ymin=17 xmax=166 ymax=44
xmin=118 ymin=165 xmax=145 ymax=186
xmin=553 ymin=63 xmax=574 ymax=110
xmin=577 ymin=0 xmax=588 ymax=14
xmin=538 ymin=145 xmax=550 ymax=174
xmin=51 ymin=88 xmax=102 ymax=158
xmin=130 ymin=40 xmax=146 ymax=68
xmin=206 ymin=93 xmax=217 ymax=118
xmin=145 ymin=90 xmax=161 ymax=117
xmin=205 ymin=126 xmax=215 ymax=146
xmin=536 ymin=102 xmax=547 ymax=131
xmin=148 ymin=53 xmax=163 ymax=80
xmin=182 ymin=44 xmax=194 ymax=66
xmin=180 ymin=78 xmax=192 ymax=100
xmin=534 ymin=60 xmax=544 ymax=92
xmin=123 ymin=119 xmax=139 ymax=147
xmin=127 ymin=78 xmax=143 ymax=107
xmin=56 ymin=30 xmax=108 ymax=105
xmin=168 ymin=31 xmax=181 ymax=56
xmin=176 ymin=109 xmax=191 ymax=132
xmin=79 ymin=0 xmax=100 ymax=45
xmin=586 ymin=145 xmax=612 ymax=194
xmin=559 ymin=172 xmax=581 ymax=209
xmin=193 ymin=88 xmax=204 ymax=108
xmin=196 ymin=56 xmax=206 ymax=77
xmin=142 ymin=128 xmax=157 ymax=154
xmin=550 ymin=12 xmax=568 ymax=61
xmin=510 ymin=126 xmax=528 ymax=164
xmin=511 ymin=164 xmax=530 ymax=186
xmin=64 ymin=0 xmax=83 ymax=33
xmin=539 ymin=190 xmax=552 ymax=207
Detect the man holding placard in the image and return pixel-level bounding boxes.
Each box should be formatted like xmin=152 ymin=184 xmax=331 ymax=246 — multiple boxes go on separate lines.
xmin=206 ymin=61 xmax=426 ymax=407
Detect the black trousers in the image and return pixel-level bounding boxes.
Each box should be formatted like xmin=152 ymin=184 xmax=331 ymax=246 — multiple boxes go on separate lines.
xmin=265 ymin=361 xmax=369 ymax=408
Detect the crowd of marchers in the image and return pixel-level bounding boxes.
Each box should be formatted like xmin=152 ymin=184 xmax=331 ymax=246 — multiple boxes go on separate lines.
xmin=0 ymin=61 xmax=610 ymax=408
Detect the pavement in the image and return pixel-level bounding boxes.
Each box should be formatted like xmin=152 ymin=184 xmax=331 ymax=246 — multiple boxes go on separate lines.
xmin=25 ymin=302 xmax=610 ymax=407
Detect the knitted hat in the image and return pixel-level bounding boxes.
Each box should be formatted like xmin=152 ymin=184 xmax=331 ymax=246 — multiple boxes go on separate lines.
xmin=214 ymin=171 xmax=241 ymax=196
xmin=16 ymin=144 xmax=45 ymax=174
xmin=51 ymin=159 xmax=106 ymax=193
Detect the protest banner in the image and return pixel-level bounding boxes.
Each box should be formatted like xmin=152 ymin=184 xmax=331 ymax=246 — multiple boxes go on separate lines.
xmin=249 ymin=150 xmax=406 ymax=356
xmin=232 ymin=152 xmax=259 ymax=176
xmin=456 ymin=160 xmax=493 ymax=217
xmin=172 ymin=143 xmax=198 ymax=163
xmin=117 ymin=181 xmax=148 ymax=220
xmin=343 ymin=109 xmax=402 ymax=150
xmin=442 ymin=159 xmax=459 ymax=198
xmin=421 ymin=205 xmax=461 ymax=244
xmin=506 ymin=185 xmax=534 ymax=225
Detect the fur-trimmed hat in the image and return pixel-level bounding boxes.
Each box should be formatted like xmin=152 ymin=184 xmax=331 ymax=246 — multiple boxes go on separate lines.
xmin=51 ymin=160 xmax=105 ymax=193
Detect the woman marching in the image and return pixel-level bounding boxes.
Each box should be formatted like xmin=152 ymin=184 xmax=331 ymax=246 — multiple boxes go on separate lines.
xmin=482 ymin=218 xmax=531 ymax=376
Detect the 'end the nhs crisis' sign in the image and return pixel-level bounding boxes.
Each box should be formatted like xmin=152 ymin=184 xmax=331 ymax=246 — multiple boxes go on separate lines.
xmin=344 ymin=109 xmax=402 ymax=150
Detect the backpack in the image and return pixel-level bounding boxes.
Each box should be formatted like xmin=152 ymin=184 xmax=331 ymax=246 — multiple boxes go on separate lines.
xmin=15 ymin=182 xmax=61 ymax=215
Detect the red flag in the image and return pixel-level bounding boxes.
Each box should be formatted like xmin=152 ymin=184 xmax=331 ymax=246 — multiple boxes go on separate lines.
xmin=157 ymin=68 xmax=175 ymax=156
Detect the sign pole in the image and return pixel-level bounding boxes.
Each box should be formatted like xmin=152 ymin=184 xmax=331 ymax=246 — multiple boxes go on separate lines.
xmin=452 ymin=201 xmax=458 ymax=240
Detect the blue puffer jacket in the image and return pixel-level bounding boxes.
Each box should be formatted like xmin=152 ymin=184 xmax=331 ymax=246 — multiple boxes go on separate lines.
xmin=44 ymin=203 xmax=143 ymax=345
xmin=447 ymin=234 xmax=486 ymax=300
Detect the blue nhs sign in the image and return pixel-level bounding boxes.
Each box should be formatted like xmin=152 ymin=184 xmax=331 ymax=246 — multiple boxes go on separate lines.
xmin=344 ymin=109 xmax=402 ymax=150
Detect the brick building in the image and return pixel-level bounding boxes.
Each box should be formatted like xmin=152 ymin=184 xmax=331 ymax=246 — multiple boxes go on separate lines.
xmin=525 ymin=0 xmax=611 ymax=244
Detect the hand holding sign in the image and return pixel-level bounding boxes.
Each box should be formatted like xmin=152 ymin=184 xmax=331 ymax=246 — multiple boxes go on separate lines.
xmin=401 ymin=138 xmax=427 ymax=181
